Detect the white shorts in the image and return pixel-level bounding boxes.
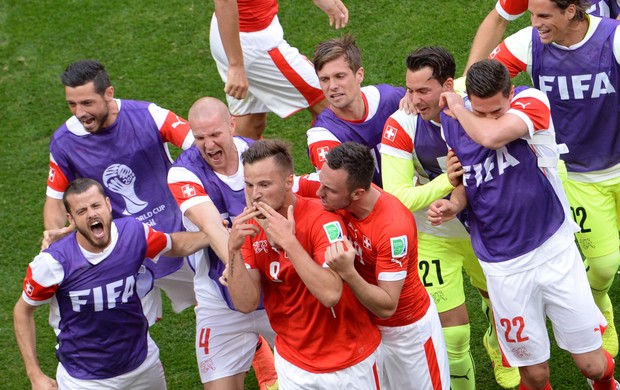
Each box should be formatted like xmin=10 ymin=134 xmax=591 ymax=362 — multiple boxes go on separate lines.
xmin=378 ymin=298 xmax=450 ymax=390
xmin=274 ymin=346 xmax=381 ymax=390
xmin=195 ymin=304 xmax=275 ymax=383
xmin=142 ymin=259 xmax=196 ymax=326
xmin=209 ymin=14 xmax=324 ymax=118
xmin=56 ymin=334 xmax=166 ymax=389
xmin=482 ymin=243 xmax=606 ymax=367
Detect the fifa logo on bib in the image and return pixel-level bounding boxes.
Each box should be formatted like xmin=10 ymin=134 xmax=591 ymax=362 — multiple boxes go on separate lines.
xmin=102 ymin=164 xmax=148 ymax=215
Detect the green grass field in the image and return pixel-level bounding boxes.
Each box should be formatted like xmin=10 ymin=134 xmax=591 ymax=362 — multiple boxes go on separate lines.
xmin=1 ymin=0 xmax=616 ymax=388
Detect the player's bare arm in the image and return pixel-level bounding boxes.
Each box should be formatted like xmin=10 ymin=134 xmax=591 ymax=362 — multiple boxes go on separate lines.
xmin=14 ymin=298 xmax=58 ymax=390
xmin=465 ymin=8 xmax=510 ymax=73
xmin=312 ymin=0 xmax=349 ymax=29
xmin=185 ymin=201 xmax=231 ymax=263
xmin=213 ymin=0 xmax=248 ymax=100
xmin=226 ymin=206 xmax=263 ymax=313
xmin=42 ymin=197 xmax=75 ymax=250
xmin=325 ymin=238 xmax=403 ymax=319
xmin=166 ymin=231 xmax=210 ymax=258
xmin=428 ymin=185 xmax=467 ymax=226
xmin=255 ymin=201 xmax=344 ymax=308
xmin=440 ymin=91 xmax=528 ymax=149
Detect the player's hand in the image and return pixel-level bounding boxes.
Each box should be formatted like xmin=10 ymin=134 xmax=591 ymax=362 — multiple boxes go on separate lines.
xmin=219 ymin=263 xmax=230 ymax=286
xmin=228 ymin=207 xmax=262 ymax=251
xmin=225 ymin=65 xmax=249 ymax=100
xmin=399 ymin=93 xmax=418 ymax=115
xmin=313 ymin=0 xmax=349 ymax=29
xmin=446 ymin=150 xmax=464 ymax=187
xmin=427 ymin=199 xmax=459 ymax=226
xmin=29 ymin=372 xmax=58 ymax=390
xmin=254 ymin=202 xmax=296 ymax=250
xmin=439 ymin=91 xmax=465 ymax=119
xmin=325 ymin=237 xmax=356 ymax=279
xmin=41 ymin=224 xmax=75 ymax=251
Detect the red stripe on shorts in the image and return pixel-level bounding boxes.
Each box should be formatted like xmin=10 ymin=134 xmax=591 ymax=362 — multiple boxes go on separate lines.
xmin=268 ymin=48 xmax=324 ymax=107
xmin=424 ymin=337 xmax=443 ymax=390
xmin=372 ymin=360 xmax=381 ymax=389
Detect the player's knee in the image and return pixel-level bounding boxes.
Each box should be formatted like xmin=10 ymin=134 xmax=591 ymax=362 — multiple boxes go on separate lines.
xmin=443 ymin=324 xmax=471 ymax=359
xmin=519 ymin=363 xmax=550 ymax=389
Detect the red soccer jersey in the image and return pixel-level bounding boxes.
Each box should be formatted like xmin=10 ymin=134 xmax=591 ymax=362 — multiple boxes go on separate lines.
xmin=496 ymin=0 xmax=528 ymax=20
xmin=238 ymin=0 xmax=279 ymax=32
xmin=242 ymin=195 xmax=381 ymax=373
xmin=339 ymin=190 xmax=430 ymax=327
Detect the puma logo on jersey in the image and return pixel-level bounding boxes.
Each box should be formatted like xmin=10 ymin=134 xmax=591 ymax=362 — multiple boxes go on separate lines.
xmin=514 ymin=101 xmax=530 ymax=109
xmin=171 ymin=115 xmax=187 ymax=128
xmin=538 ymin=72 xmax=616 ymax=101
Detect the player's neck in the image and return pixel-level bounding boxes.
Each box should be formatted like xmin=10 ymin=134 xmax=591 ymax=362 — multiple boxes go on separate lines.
xmin=347 ymin=186 xmax=380 ymax=220
xmin=331 ymin=96 xmax=366 ymax=122
xmin=556 ymin=18 xmax=589 ymax=47
xmin=103 ymin=99 xmax=120 ymax=129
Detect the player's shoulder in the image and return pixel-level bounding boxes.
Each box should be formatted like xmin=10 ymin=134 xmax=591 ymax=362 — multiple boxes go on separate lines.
xmin=173 ymin=145 xmax=202 ymax=167
xmin=513 ymin=86 xmax=550 ymax=106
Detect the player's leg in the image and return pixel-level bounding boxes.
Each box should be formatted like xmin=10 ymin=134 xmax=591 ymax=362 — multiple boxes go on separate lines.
xmin=417 ymin=233 xmax=475 ymax=390
xmin=480 ymin=260 xmax=552 ymax=389
xmin=563 ymin=176 xmax=620 ymax=357
xmin=462 ymin=240 xmax=520 ymax=388
xmin=546 ymin=243 xmax=618 ymax=388
xmin=195 ymin=305 xmax=272 ymax=389
xmin=378 ymin=298 xmax=450 ymax=390
xmin=233 ymin=113 xmax=268 ymax=140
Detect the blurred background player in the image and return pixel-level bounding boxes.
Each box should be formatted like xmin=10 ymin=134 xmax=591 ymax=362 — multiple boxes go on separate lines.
xmin=380 ymin=47 xmax=519 ymax=388
xmin=319 ymin=142 xmax=450 ymax=389
xmin=432 ymin=58 xmax=617 ymax=390
xmin=489 ymin=0 xmax=620 ymax=358
xmin=43 ymin=59 xmax=196 ymax=327
xmin=226 ymin=140 xmax=382 ymax=389
xmin=15 ymin=178 xmax=209 ymax=390
xmin=306 ymin=34 xmax=405 ymax=187
xmin=210 ymin=0 xmax=348 ymax=139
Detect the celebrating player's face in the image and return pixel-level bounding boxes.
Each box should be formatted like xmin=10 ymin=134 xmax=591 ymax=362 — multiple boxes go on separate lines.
xmin=66 ymin=185 xmax=114 ymax=252
xmin=469 ymin=91 xmax=512 ymax=120
xmin=191 ymin=114 xmax=236 ymax=174
xmin=65 ymin=81 xmax=112 ymax=134
xmin=317 ymin=56 xmax=364 ymax=113
xmin=406 ymin=67 xmax=451 ymax=122
xmin=244 ymin=156 xmax=293 ymax=217
xmin=317 ymin=164 xmax=353 ymax=211
xmin=529 ymin=0 xmax=577 ymax=46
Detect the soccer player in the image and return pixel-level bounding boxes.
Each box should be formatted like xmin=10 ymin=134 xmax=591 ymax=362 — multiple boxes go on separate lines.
xmin=466 ymin=0 xmax=620 ymax=71
xmin=307 ymin=34 xmax=405 ymax=187
xmin=489 ymin=0 xmax=620 ymax=358
xmin=318 ymin=142 xmax=450 ymax=390
xmin=15 ymin=178 xmax=209 ymax=390
xmin=210 ymin=0 xmax=348 ymax=139
xmin=43 ymin=59 xmax=195 ymax=326
xmin=379 ymin=46 xmax=519 ymax=389
xmin=226 ymin=140 xmax=382 ymax=389
xmin=431 ymin=58 xmax=618 ymax=390
xmin=167 ymin=97 xmax=319 ymax=389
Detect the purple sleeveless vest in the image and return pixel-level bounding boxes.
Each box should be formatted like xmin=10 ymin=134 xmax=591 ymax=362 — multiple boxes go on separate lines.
xmin=440 ymin=111 xmax=564 ymax=262
xmin=47 ymin=218 xmax=149 ymax=379
xmin=531 ymin=17 xmax=620 ymax=172
xmin=50 ymin=100 xmax=184 ymax=278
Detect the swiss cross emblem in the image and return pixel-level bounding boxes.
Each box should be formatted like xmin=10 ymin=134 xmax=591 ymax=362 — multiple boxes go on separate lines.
xmin=25 ymin=282 xmax=34 ymax=296
xmin=384 ymin=125 xmax=397 ymax=141
xmin=490 ymin=46 xmax=501 ymax=58
xmin=48 ymin=167 xmax=56 ymax=182
xmin=181 ymin=184 xmax=196 ymax=198
xmin=363 ymin=235 xmax=372 ymax=250
xmin=317 ymin=146 xmax=330 ymax=162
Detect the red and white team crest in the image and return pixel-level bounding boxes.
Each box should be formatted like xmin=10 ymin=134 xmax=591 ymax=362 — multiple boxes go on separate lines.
xmin=48 ymin=167 xmax=56 ymax=182
xmin=362 ymin=235 xmax=372 ymax=250
xmin=317 ymin=146 xmax=330 ymax=162
xmin=253 ymin=240 xmax=268 ymax=254
xmin=181 ymin=184 xmax=196 ymax=198
xmin=25 ymin=282 xmax=34 ymax=296
xmin=383 ymin=125 xmax=398 ymax=142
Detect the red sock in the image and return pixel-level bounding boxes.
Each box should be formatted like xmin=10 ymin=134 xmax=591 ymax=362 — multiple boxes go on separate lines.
xmin=519 ymin=380 xmax=552 ymax=390
xmin=251 ymin=336 xmax=277 ymax=388
xmin=590 ymin=350 xmax=616 ymax=390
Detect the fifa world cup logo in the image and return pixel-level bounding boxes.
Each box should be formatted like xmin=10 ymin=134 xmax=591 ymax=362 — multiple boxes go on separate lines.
xmin=102 ymin=164 xmax=148 ymax=215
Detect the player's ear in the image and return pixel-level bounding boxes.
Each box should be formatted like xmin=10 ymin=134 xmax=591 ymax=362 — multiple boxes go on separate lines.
xmin=285 ymin=173 xmax=294 ymax=190
xmin=356 ymin=67 xmax=364 ymax=83
xmin=105 ymin=197 xmax=113 ymax=213
xmin=443 ymin=78 xmax=454 ymax=92
xmin=104 ymin=86 xmax=114 ymax=101
xmin=351 ymin=187 xmax=365 ymax=201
